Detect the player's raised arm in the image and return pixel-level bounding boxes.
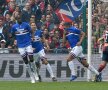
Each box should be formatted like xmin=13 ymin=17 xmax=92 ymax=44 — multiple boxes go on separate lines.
xmin=62 ymin=29 xmax=67 ymax=47
xmin=98 ymin=37 xmax=104 ymax=42
xmin=42 ymin=34 xmax=50 ymax=51
xmin=62 ymin=22 xmax=71 ymax=47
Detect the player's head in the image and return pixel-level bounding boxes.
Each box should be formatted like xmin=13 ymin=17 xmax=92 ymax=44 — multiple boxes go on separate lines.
xmin=63 ymin=22 xmax=71 ymax=29
xmin=74 ymin=23 xmax=78 ymax=28
xmin=16 ymin=12 xmax=22 ymax=24
xmin=30 ymin=22 xmax=37 ymax=31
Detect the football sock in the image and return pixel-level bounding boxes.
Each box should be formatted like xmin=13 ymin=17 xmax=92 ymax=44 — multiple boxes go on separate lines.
xmin=30 ymin=62 xmax=39 ymax=79
xmin=88 ymin=65 xmax=99 ymax=75
xmin=68 ymin=60 xmax=76 ymax=76
xmin=26 ymin=64 xmax=34 ymax=77
xmin=46 ymin=63 xmax=54 ymax=78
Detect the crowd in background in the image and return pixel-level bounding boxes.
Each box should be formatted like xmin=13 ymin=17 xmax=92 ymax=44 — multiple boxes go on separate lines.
xmin=0 ymin=0 xmax=108 ymax=54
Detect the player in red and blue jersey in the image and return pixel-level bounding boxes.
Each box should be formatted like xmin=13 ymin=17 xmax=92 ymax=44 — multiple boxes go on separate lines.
xmin=11 ymin=12 xmax=38 ymax=83
xmin=95 ymin=26 xmax=108 ymax=82
xmin=63 ymin=22 xmax=99 ymax=81
xmin=31 ymin=22 xmax=57 ymax=81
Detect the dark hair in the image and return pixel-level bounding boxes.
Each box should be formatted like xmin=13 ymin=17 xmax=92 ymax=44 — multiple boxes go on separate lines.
xmin=63 ymin=22 xmax=71 ymax=27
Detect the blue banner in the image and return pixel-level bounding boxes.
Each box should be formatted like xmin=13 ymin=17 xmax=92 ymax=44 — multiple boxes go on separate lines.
xmin=56 ymin=0 xmax=88 ymax=22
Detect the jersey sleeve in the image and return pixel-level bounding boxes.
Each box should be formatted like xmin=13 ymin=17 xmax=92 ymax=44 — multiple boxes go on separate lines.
xmin=10 ymin=26 xmax=15 ymax=34
xmin=26 ymin=24 xmax=31 ymax=32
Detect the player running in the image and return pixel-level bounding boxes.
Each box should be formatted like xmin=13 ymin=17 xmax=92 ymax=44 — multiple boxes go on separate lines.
xmin=95 ymin=26 xmax=108 ymax=82
xmin=11 ymin=12 xmax=39 ymax=83
xmin=63 ymin=22 xmax=100 ymax=81
xmin=30 ymin=22 xmax=57 ymax=81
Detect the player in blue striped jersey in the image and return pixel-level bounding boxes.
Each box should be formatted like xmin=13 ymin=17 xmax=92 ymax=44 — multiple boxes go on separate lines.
xmin=30 ymin=22 xmax=57 ymax=81
xmin=11 ymin=12 xmax=38 ymax=83
xmin=63 ymin=22 xmax=99 ymax=81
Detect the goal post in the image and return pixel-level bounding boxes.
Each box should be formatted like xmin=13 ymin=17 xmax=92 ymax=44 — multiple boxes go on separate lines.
xmin=87 ymin=0 xmax=92 ymax=81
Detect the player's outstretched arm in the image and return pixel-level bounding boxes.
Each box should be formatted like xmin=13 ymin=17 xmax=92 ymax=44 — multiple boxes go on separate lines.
xmin=98 ymin=37 xmax=104 ymax=42
xmin=42 ymin=36 xmax=50 ymax=51
xmin=62 ymin=29 xmax=66 ymax=47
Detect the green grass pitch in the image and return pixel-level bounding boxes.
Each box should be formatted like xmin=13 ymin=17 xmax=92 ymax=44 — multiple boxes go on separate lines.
xmin=0 ymin=81 xmax=108 ymax=90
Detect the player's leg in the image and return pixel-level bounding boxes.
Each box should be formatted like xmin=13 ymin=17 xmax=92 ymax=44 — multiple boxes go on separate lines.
xmin=26 ymin=45 xmax=39 ymax=81
xmin=18 ymin=47 xmax=35 ymax=83
xmin=67 ymin=46 xmax=82 ymax=81
xmin=78 ymin=57 xmax=102 ymax=82
xmin=42 ymin=58 xmax=57 ymax=81
xmin=95 ymin=53 xmax=108 ymax=82
xmin=34 ymin=53 xmax=42 ymax=82
xmin=98 ymin=61 xmax=107 ymax=73
xmin=76 ymin=45 xmax=99 ymax=74
xmin=67 ymin=55 xmax=77 ymax=81
xmin=78 ymin=57 xmax=99 ymax=75
xmin=39 ymin=49 xmax=57 ymax=81
xmin=98 ymin=51 xmax=108 ymax=73
xmin=94 ymin=61 xmax=106 ymax=82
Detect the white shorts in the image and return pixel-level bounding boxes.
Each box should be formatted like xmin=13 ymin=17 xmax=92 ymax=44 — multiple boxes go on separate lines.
xmin=33 ymin=49 xmax=46 ymax=62
xmin=70 ymin=46 xmax=84 ymax=58
xmin=18 ymin=45 xmax=33 ymax=55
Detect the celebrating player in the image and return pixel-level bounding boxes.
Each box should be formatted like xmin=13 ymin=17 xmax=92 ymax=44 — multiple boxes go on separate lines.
xmin=30 ymin=22 xmax=57 ymax=81
xmin=63 ymin=22 xmax=100 ymax=81
xmin=11 ymin=12 xmax=39 ymax=83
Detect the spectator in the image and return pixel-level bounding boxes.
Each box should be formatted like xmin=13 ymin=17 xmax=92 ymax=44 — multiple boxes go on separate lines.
xmin=8 ymin=39 xmax=18 ymax=53
xmin=29 ymin=0 xmax=42 ymax=22
xmin=45 ymin=14 xmax=54 ymax=31
xmin=0 ymin=39 xmax=9 ymax=53
xmin=37 ymin=14 xmax=46 ymax=29
xmin=40 ymin=23 xmax=47 ymax=30
xmin=49 ymin=35 xmax=60 ymax=49
xmin=0 ymin=0 xmax=6 ymax=15
xmin=45 ymin=4 xmax=60 ymax=24
xmin=0 ymin=18 xmax=9 ymax=42
xmin=43 ymin=28 xmax=49 ymax=40
xmin=22 ymin=2 xmax=31 ymax=23
xmin=29 ymin=14 xmax=37 ymax=24
xmin=12 ymin=5 xmax=21 ymax=18
xmin=4 ymin=0 xmax=16 ymax=16
xmin=38 ymin=0 xmax=45 ymax=14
